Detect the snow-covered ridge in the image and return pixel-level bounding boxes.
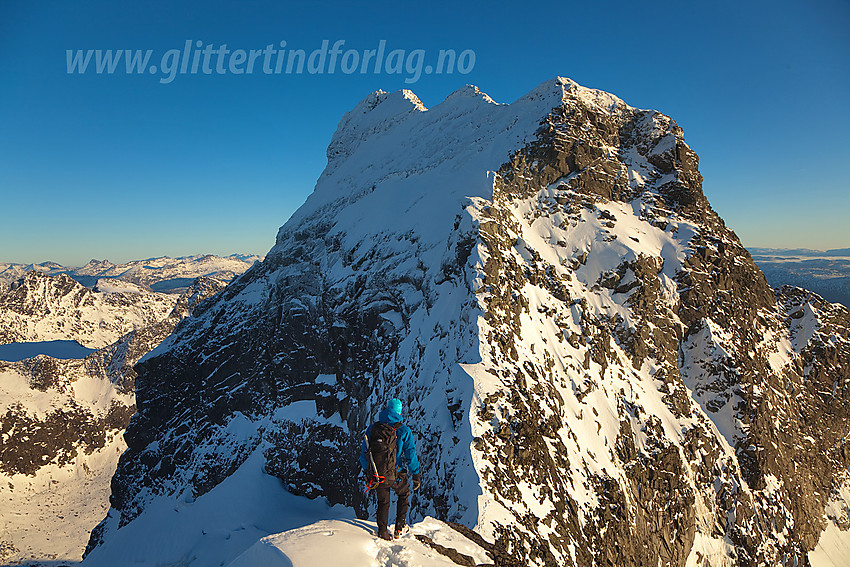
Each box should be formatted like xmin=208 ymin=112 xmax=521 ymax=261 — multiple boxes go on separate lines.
xmin=82 ymin=442 xmax=494 ymax=567
xmin=86 ymin=77 xmax=850 ymax=567
xmin=229 ymin=517 xmax=493 ymax=567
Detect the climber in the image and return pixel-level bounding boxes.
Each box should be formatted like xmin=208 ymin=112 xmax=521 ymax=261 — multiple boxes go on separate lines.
xmin=360 ymin=397 xmax=421 ymax=541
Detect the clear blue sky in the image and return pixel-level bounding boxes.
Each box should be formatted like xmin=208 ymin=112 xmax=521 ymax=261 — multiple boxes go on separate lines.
xmin=1 ymin=0 xmax=848 ymax=266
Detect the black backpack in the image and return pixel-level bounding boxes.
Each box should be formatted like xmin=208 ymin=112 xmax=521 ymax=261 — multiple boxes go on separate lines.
xmin=368 ymin=422 xmax=400 ymax=484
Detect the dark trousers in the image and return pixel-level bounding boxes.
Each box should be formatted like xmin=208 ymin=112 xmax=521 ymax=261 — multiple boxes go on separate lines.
xmin=376 ymin=470 xmax=409 ymax=531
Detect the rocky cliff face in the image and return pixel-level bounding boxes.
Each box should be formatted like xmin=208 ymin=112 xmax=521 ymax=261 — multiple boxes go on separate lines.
xmin=84 ymin=78 xmax=850 ymax=566
xmin=0 ymin=277 xmax=225 ymax=564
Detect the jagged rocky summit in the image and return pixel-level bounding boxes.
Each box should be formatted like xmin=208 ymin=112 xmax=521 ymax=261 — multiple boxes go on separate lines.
xmin=85 ymin=78 xmax=850 ymax=566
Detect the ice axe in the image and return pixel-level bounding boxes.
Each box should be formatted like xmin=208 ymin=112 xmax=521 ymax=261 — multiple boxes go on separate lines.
xmin=363 ymin=433 xmax=384 ymax=493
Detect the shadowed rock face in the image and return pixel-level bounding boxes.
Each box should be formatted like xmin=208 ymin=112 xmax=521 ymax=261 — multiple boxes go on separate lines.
xmin=88 ymin=79 xmax=850 ymax=566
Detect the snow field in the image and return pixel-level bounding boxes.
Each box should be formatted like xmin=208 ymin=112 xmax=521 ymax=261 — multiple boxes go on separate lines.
xmin=228 ymin=517 xmax=491 ymax=567
xmin=82 ymin=444 xmax=491 ymax=567
xmin=0 ymin=435 xmax=125 ymax=565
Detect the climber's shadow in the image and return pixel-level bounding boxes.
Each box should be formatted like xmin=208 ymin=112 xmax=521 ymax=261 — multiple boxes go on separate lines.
xmin=337 ymin=517 xmax=379 ymax=534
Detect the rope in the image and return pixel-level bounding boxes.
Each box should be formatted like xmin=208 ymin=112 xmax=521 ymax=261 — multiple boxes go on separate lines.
xmin=364 ymin=474 xmax=385 ymax=493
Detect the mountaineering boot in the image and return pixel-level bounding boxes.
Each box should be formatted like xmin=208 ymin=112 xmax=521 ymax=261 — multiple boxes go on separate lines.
xmin=377 ymin=527 xmax=393 ymax=541
xmin=394 ymin=524 xmax=409 ymax=539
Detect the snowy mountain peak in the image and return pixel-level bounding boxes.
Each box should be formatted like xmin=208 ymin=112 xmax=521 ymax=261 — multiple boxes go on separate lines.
xmin=444 ymin=84 xmax=498 ymax=104
xmin=325 ymin=88 xmax=428 ymax=171
xmin=83 ymin=259 xmax=114 ymax=268
xmin=86 ymin=78 xmax=850 ymax=567
xmin=280 ymin=78 xmax=632 ymax=251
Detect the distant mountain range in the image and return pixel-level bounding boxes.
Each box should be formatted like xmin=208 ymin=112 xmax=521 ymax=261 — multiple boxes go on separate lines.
xmin=0 ymin=254 xmax=263 ymax=293
xmin=0 ymin=272 xmax=180 ymax=349
xmin=0 ymin=276 xmax=226 ymax=564
xmin=0 ymin=253 xmax=261 ymax=563
xmin=749 ymin=247 xmax=850 ymax=257
xmin=748 ymin=248 xmax=850 ymax=308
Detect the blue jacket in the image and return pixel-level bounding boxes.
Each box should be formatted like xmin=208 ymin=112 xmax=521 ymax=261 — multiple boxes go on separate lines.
xmin=360 ymin=407 xmax=420 ymax=476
